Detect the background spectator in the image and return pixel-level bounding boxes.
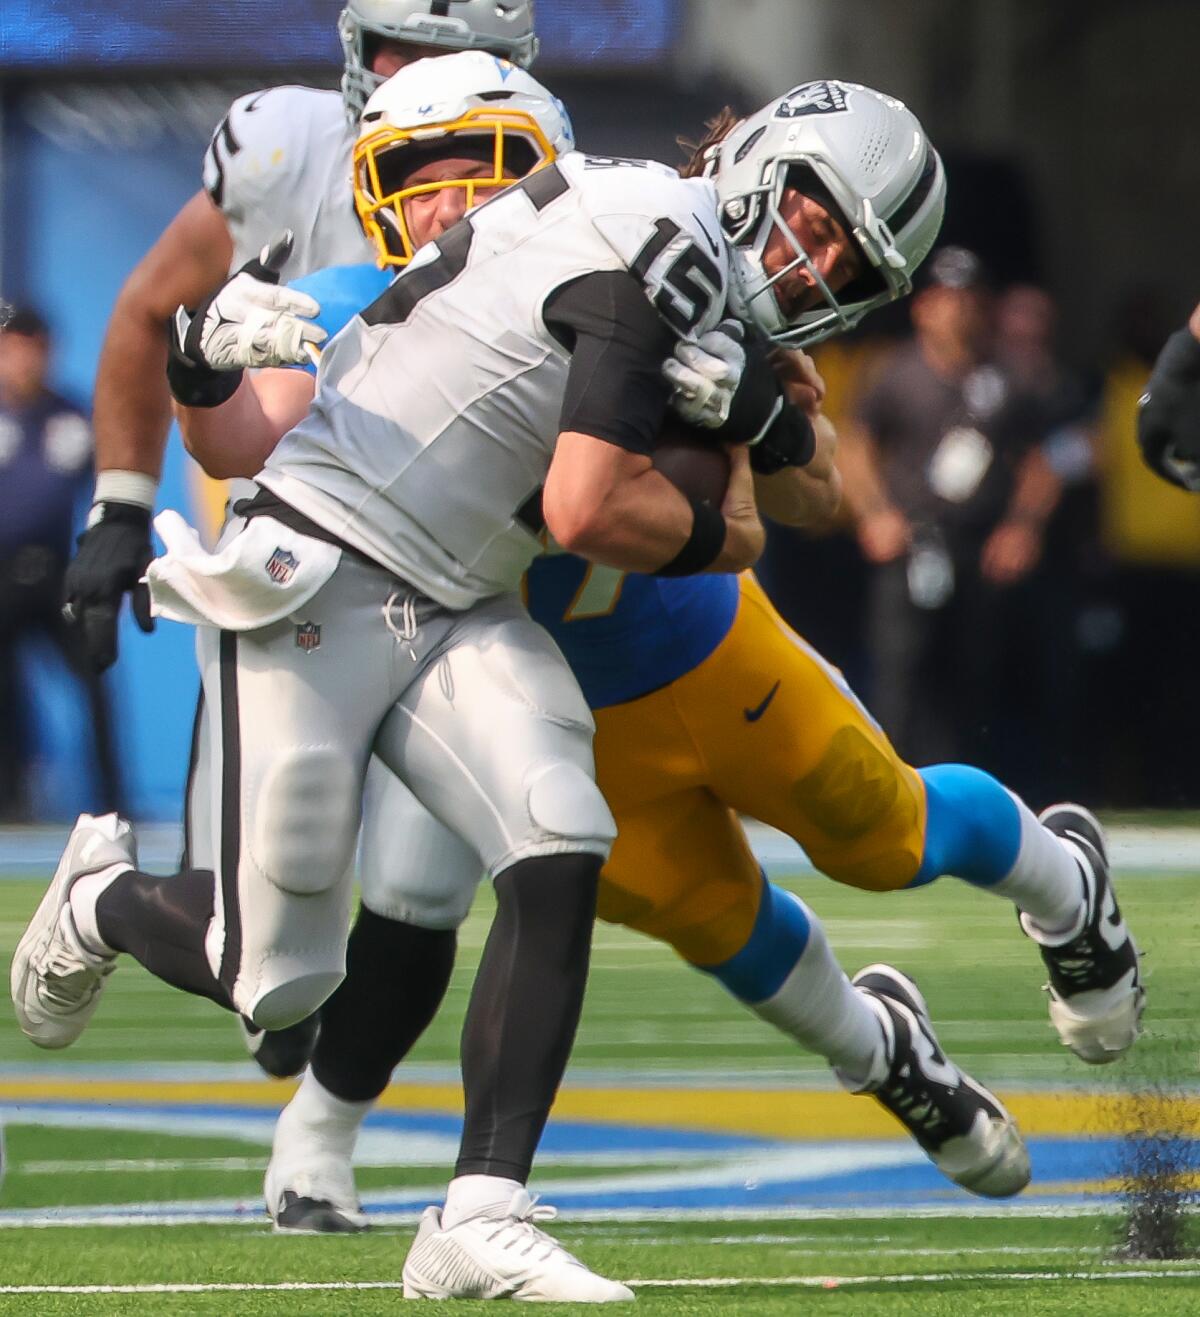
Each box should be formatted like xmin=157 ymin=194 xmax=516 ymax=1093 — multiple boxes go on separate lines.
xmin=837 ymin=249 xmax=1062 ymax=778
xmin=0 ymin=306 xmax=124 ymax=820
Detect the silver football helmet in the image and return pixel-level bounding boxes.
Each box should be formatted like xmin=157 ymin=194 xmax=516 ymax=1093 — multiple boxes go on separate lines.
xmin=340 ymin=0 xmax=539 ymax=119
xmin=708 ymin=80 xmax=946 ymax=346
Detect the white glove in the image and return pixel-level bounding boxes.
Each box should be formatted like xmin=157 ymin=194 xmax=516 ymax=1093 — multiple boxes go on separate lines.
xmin=177 ymin=233 xmax=327 ymax=371
xmin=662 ymin=319 xmax=747 ymax=428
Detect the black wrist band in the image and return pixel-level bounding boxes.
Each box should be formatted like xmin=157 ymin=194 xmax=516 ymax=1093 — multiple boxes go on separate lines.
xmin=92 ymin=501 xmax=151 ymax=528
xmin=166 ymin=331 xmax=244 ymax=409
xmin=653 ymin=496 xmax=727 ymax=576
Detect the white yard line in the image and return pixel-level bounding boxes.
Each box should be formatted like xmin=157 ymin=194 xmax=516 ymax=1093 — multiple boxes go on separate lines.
xmin=3 ymin=1268 xmax=1200 ymax=1296
xmin=0 ymin=1201 xmax=1146 ymax=1229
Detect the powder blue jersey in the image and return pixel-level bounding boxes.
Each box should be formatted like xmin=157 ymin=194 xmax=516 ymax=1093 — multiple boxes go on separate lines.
xmin=289 ymin=263 xmax=739 ymax=708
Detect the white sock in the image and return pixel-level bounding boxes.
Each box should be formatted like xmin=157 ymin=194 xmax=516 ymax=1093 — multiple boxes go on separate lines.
xmin=990 ymin=793 xmax=1086 ymax=938
xmin=276 ymin=1070 xmax=371 ymax=1162
xmin=748 ymin=905 xmax=888 ymax=1090
xmin=68 ymin=862 xmax=132 ymax=957
xmin=442 ymin=1174 xmax=524 ymax=1229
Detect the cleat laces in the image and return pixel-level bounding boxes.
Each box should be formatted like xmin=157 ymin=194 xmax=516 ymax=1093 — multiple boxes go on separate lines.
xmin=481 ymin=1197 xmax=579 ymax=1266
xmin=880 ymin=1066 xmax=954 ymax=1145
xmin=36 ymin=917 xmax=112 ymax=1011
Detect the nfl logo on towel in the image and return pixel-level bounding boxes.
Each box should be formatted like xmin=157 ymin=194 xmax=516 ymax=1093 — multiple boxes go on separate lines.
xmin=295 ymin=622 xmax=321 ymax=653
xmin=266 ymin=547 xmax=299 ymax=585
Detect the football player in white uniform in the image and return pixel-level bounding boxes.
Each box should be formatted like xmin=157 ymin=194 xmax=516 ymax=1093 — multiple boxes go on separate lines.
xmin=58 ymin=0 xmax=541 ymax=1077
xmin=14 ymin=56 xmax=787 ymax=1303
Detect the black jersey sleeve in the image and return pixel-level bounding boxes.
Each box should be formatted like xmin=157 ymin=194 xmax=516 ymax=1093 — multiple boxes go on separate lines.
xmin=543 ymin=270 xmax=675 ymax=456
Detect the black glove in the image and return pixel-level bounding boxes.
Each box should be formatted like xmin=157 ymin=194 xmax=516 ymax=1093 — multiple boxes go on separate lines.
xmin=1137 ymin=326 xmax=1200 ymax=491
xmin=62 ymin=503 xmax=154 ymax=672
xmin=721 ymin=329 xmax=816 ymax=475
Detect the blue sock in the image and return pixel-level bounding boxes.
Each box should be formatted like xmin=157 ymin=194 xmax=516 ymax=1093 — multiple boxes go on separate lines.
xmin=698 ymin=876 xmax=811 ymax=1003
xmin=911 ymin=763 xmax=1022 ymax=888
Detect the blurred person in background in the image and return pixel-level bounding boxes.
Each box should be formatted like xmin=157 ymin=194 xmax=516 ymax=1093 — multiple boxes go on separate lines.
xmin=837 ymin=248 xmax=1062 ymax=770
xmin=992 ymin=284 xmax=1102 ymax=799
xmin=1088 ymin=290 xmax=1200 ymax=804
xmin=0 ymin=307 xmax=123 ymax=821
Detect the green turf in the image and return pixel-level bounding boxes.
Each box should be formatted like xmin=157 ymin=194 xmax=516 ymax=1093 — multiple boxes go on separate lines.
xmin=2 ymin=869 xmax=1197 ymax=1082
xmin=1 ymin=1218 xmax=1199 ymax=1314
xmin=1 ymin=866 xmax=1199 ymax=1311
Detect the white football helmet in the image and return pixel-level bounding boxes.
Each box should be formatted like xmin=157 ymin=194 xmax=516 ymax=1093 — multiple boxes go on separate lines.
xmin=353 ymin=51 xmax=573 ymax=267
xmin=340 ymin=0 xmax=538 ymax=119
xmin=708 ymin=80 xmax=946 ymax=346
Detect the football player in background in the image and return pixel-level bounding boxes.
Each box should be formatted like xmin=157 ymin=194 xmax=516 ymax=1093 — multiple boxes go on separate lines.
xmin=175 ymin=79 xmax=1138 ymax=1252
xmin=1137 ymin=297 xmax=1200 ymax=490
xmin=59 ymin=0 xmax=542 ymax=1076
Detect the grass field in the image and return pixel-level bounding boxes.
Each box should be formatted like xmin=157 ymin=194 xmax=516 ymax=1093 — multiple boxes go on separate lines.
xmin=1 ymin=853 xmax=1198 ymax=1312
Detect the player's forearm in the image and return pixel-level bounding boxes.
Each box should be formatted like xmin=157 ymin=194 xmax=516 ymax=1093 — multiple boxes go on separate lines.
xmin=751 ymin=412 xmax=840 ymax=528
xmin=754 ymin=462 xmax=842 ymax=529
xmin=91 ymin=190 xmax=235 ymax=480
xmin=547 ymin=464 xmax=698 ymax=572
xmin=176 ymin=383 xmax=273 ymax=480
xmin=177 ymin=368 xmax=314 ymax=480
xmin=91 ymin=303 xmax=175 ymax=478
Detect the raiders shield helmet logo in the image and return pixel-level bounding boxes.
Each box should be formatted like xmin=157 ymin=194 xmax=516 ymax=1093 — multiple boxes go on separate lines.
xmin=295 ymin=622 xmax=321 ymax=653
xmin=266 ymin=547 xmax=299 ymax=585
xmin=775 ymin=81 xmax=851 ymax=120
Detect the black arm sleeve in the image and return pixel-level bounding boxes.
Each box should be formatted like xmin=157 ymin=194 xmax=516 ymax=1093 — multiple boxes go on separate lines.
xmin=544 ymin=270 xmax=674 ymax=455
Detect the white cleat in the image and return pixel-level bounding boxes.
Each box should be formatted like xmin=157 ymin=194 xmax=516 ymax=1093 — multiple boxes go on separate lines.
xmin=402 ymin=1190 xmax=635 ymax=1302
xmin=264 ymin=1097 xmax=367 ymax=1234
xmin=10 ymin=813 xmax=133 ymax=1049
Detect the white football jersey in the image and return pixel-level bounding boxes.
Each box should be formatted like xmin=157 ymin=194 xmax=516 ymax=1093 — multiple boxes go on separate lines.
xmin=258 ymin=151 xmax=730 ymax=610
xmin=202 ymin=86 xmax=371 ymax=277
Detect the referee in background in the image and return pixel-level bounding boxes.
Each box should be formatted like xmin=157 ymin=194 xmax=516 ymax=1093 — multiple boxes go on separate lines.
xmin=0 ymin=305 xmax=124 ymax=820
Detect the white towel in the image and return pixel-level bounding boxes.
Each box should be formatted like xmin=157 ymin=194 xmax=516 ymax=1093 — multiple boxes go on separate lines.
xmin=146 ymin=509 xmax=341 ymax=631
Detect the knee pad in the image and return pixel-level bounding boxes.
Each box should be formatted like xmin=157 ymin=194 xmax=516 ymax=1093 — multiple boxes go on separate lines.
xmin=246 ymin=970 xmax=344 ymax=1032
xmin=525 ymin=760 xmax=616 ymax=850
xmin=800 ymin=727 xmax=924 ymax=891
xmin=249 ymin=747 xmax=359 ymax=896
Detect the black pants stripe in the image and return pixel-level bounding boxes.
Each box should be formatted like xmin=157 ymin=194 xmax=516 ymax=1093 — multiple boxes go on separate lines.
xmin=217 ymin=630 xmax=243 ymax=998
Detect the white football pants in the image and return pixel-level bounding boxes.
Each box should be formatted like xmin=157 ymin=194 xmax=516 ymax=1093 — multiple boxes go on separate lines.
xmin=189 ymin=529 xmax=614 ymax=1028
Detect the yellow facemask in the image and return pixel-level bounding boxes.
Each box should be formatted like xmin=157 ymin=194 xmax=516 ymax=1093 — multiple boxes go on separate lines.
xmin=353 ymin=107 xmax=558 ymax=268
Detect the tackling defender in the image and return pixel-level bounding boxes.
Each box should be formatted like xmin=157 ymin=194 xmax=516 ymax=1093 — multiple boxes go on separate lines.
xmin=176 ymin=76 xmax=1136 ymax=1249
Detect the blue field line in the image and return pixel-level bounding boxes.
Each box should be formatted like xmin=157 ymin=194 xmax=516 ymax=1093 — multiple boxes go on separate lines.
xmin=0 ymin=1096 xmax=1173 ymax=1221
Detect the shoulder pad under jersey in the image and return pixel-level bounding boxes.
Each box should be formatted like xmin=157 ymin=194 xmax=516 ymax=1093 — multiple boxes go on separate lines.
xmin=560 ymin=152 xmax=731 ymax=341
xmin=203 ymin=86 xmax=347 ymax=226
